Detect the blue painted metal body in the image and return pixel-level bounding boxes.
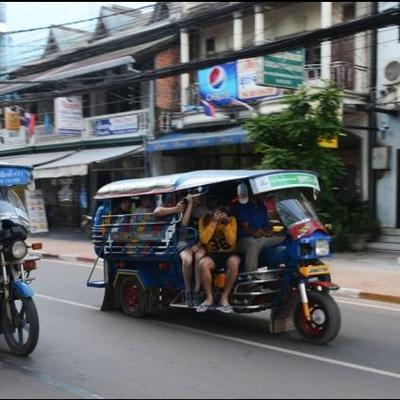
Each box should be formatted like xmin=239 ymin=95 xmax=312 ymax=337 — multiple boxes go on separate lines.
xmin=94 ymin=229 xmax=331 ymax=296
xmin=12 ymin=280 xmax=34 ymax=298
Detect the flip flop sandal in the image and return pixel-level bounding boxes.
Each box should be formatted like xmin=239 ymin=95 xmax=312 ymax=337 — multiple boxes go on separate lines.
xmin=196 ymin=302 xmax=213 ymax=313
xmin=218 ymin=304 xmax=233 ymax=314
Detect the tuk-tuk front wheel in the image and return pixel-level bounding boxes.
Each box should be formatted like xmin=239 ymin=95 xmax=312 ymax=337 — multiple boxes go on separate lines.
xmin=293 ymin=291 xmax=341 ymax=345
xmin=118 ymin=276 xmax=147 ymax=318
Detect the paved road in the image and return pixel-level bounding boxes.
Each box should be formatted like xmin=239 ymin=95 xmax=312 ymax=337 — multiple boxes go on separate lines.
xmin=1 ymin=259 xmax=400 ymax=399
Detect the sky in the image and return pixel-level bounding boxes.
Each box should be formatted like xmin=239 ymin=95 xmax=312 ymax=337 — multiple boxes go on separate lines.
xmin=2 ymin=2 xmax=155 ymax=70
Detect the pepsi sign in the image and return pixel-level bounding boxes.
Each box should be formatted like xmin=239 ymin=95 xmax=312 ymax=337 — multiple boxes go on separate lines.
xmin=197 ymin=62 xmax=237 ymax=107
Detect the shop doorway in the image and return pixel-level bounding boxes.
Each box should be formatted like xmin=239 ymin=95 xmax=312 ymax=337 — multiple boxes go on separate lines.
xmin=37 ymin=177 xmax=85 ymax=229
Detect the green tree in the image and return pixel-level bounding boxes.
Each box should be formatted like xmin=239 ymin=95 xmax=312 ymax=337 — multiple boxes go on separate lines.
xmin=245 ymin=83 xmax=345 ymax=213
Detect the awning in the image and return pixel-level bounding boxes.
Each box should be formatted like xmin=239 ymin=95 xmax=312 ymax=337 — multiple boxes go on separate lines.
xmin=34 ymin=145 xmax=143 ymax=179
xmin=0 ymin=151 xmax=75 ymax=167
xmin=146 ymin=127 xmax=250 ymax=152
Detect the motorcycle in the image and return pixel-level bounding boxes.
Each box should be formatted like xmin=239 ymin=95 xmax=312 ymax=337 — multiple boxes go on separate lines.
xmin=0 ymin=164 xmax=42 ymax=356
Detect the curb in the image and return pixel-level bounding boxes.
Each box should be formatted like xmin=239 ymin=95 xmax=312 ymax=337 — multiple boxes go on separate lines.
xmin=34 ymin=251 xmax=400 ymax=306
xmin=332 ymin=288 xmax=400 ymax=305
xmin=33 ymin=251 xmax=96 ymax=265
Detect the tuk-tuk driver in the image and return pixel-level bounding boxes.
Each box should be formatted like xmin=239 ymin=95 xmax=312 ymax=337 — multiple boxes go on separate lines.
xmin=235 ymin=192 xmax=284 ymax=272
xmin=196 ymin=205 xmax=240 ymax=314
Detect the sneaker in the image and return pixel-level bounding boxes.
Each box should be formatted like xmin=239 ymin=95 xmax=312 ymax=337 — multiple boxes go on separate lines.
xmin=192 ymin=292 xmax=203 ymax=307
xmin=184 ymin=291 xmax=193 ymax=308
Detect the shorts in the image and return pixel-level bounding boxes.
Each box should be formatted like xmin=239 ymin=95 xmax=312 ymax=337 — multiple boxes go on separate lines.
xmin=177 ymin=241 xmax=191 ymax=254
xmin=208 ymin=252 xmax=238 ymax=270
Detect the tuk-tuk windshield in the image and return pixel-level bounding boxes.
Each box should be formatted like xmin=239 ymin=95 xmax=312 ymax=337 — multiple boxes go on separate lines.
xmin=0 ymin=188 xmax=29 ymax=226
xmin=273 ymin=191 xmax=319 ymax=228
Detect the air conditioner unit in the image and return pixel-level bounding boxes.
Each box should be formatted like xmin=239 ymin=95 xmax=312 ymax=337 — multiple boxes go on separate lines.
xmin=380 ymin=59 xmax=400 ymax=110
xmin=383 ymin=58 xmax=400 ymax=86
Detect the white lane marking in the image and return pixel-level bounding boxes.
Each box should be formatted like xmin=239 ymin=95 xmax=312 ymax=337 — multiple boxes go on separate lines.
xmin=155 ymin=321 xmax=400 ymax=381
xmin=336 ymin=299 xmax=400 ymax=313
xmin=36 ymin=294 xmax=99 ymax=311
xmin=37 ymin=293 xmax=400 ymax=381
xmin=40 ymin=259 xmax=99 ymax=269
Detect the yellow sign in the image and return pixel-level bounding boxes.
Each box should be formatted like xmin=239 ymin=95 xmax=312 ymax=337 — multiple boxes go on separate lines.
xmin=5 ymin=107 xmax=21 ymax=132
xmin=319 ymin=136 xmax=339 ymax=149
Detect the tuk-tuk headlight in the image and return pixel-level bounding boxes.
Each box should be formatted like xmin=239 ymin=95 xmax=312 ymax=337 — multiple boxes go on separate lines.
xmin=315 ymin=240 xmax=330 ymax=257
xmin=11 ymin=241 xmax=28 ymax=260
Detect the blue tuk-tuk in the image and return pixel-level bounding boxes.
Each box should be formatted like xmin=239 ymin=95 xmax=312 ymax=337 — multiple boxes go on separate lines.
xmin=0 ymin=163 xmax=41 ymax=356
xmin=88 ymin=170 xmax=341 ymax=345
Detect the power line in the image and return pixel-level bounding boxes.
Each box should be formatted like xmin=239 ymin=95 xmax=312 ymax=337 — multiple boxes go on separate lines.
xmin=0 ymin=5 xmax=398 ymax=102
xmin=3 ymin=3 xmax=157 ymax=36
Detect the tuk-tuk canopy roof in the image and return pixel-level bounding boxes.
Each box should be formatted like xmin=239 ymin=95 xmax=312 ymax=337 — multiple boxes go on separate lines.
xmin=0 ymin=163 xmax=33 ymax=187
xmin=95 ymin=170 xmax=320 ymax=200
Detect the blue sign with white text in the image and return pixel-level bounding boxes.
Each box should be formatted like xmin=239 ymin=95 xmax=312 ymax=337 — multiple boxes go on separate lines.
xmin=0 ymin=167 xmax=31 ymax=186
xmin=197 ymin=62 xmax=238 ymax=106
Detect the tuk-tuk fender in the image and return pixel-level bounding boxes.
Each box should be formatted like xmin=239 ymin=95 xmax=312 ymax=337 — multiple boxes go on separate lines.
xmin=12 ymin=280 xmax=34 ymax=298
xmin=113 ymin=269 xmax=160 ymax=289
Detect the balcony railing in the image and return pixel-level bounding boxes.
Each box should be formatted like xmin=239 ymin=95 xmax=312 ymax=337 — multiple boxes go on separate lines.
xmin=0 ymin=109 xmax=151 ymax=151
xmin=305 ymin=62 xmax=368 ymax=93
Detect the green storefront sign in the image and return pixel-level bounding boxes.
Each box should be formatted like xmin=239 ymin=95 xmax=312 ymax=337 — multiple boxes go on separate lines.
xmin=259 ymin=48 xmax=305 ymax=90
xmin=250 ymin=172 xmax=320 ymax=194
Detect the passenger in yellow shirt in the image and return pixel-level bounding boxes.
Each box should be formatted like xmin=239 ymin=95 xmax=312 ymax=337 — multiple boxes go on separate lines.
xmin=196 ymin=207 xmax=240 ymax=314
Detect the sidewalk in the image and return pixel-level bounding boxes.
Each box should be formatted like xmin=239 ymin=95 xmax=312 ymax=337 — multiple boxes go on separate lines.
xmin=31 ymin=232 xmax=400 ymax=303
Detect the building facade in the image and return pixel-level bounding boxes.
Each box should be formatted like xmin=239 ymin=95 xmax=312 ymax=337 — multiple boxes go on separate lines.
xmin=375 ymin=2 xmax=400 ymax=230
xmin=0 ymin=2 xmax=376 ymax=230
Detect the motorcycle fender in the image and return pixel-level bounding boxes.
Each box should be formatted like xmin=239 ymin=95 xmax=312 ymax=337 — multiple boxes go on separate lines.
xmin=307 ymin=281 xmax=340 ymax=291
xmin=12 ymin=281 xmax=34 ymax=298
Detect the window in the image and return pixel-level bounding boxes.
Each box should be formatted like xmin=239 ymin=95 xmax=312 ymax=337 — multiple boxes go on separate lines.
xmin=206 ymin=38 xmax=216 ymax=54
xmin=306 ymin=45 xmax=321 ymax=65
xmin=343 ymin=3 xmax=355 ymax=22
xmin=82 ymin=94 xmax=91 ymax=118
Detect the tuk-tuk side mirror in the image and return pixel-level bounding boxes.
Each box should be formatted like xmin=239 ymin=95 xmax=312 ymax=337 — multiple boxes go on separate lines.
xmin=237 ymin=183 xmax=249 ymax=204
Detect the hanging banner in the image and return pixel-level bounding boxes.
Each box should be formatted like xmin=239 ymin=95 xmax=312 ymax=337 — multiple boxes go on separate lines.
xmin=5 ymin=107 xmax=21 ymax=132
xmin=94 ymin=114 xmax=139 ymax=136
xmin=54 ymin=97 xmax=83 ymax=135
xmin=24 ymin=189 xmax=49 ymax=234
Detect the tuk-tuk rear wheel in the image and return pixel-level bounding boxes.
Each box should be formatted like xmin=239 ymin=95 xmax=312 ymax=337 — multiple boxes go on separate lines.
xmin=119 ymin=276 xmax=148 ymax=318
xmin=293 ymin=291 xmax=341 ymax=345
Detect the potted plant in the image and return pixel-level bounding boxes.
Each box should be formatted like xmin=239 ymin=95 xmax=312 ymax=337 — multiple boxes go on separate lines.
xmin=345 ymin=202 xmax=381 ymax=251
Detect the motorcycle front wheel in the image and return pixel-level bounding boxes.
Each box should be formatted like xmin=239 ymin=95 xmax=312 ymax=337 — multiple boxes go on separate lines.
xmin=293 ymin=291 xmax=341 ymax=345
xmin=1 ymin=297 xmax=39 ymax=356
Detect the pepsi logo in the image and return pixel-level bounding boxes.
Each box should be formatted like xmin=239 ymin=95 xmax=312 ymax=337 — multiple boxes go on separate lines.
xmin=209 ymin=66 xmax=226 ymax=90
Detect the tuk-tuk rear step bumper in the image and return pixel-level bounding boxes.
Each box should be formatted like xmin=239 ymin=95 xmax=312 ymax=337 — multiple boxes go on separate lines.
xmin=87 ymin=281 xmax=106 ymax=288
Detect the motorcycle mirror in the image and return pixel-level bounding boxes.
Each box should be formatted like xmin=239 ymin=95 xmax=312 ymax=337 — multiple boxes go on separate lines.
xmin=237 ymin=183 xmax=249 ymax=205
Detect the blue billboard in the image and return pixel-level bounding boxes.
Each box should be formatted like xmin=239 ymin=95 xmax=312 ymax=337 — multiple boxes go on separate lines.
xmin=197 ymin=59 xmax=282 ymax=108
xmin=197 ymin=62 xmax=238 ymax=106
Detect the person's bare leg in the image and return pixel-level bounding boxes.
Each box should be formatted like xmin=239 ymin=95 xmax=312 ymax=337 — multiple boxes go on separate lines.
xmin=220 ymin=255 xmax=240 ymax=306
xmin=199 ymin=257 xmax=215 ymax=305
xmin=180 ymin=250 xmax=194 ymax=292
xmin=194 ymin=248 xmax=206 ymax=293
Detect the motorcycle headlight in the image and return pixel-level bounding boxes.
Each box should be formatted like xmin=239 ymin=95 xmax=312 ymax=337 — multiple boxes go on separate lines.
xmin=315 ymin=240 xmax=330 ymax=257
xmin=11 ymin=241 xmax=28 ymax=260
